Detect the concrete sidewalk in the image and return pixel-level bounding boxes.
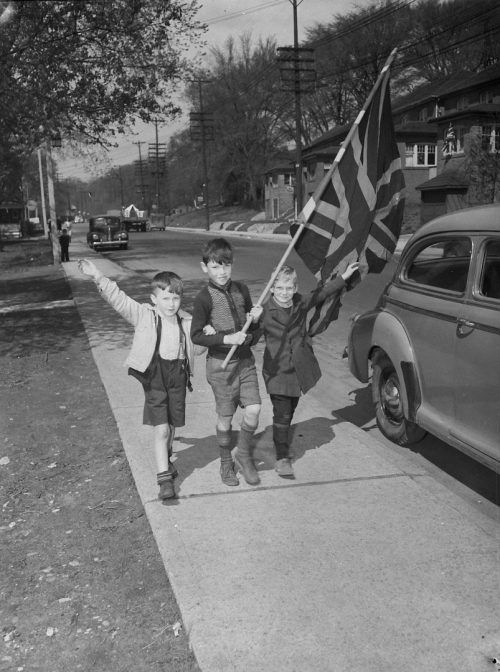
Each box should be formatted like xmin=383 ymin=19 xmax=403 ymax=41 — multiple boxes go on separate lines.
xmin=64 ymin=240 xmax=500 ymax=672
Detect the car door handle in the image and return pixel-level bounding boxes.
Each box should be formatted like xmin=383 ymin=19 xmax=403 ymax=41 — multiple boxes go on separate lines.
xmin=457 ymin=318 xmax=475 ymax=333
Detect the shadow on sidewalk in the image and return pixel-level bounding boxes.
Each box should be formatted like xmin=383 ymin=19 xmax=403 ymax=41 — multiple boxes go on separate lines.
xmin=171 ymin=415 xmax=343 ymax=487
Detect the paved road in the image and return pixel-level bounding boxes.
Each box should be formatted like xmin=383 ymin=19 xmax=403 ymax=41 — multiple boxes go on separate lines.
xmin=68 ymin=226 xmax=500 ymax=672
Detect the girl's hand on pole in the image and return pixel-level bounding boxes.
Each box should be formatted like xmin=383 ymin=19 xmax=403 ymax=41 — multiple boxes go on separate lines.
xmin=248 ymin=305 xmax=263 ymax=323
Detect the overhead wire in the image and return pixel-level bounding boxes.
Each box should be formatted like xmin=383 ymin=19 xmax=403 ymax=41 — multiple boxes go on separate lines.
xmin=58 ymin=0 xmax=500 ymax=178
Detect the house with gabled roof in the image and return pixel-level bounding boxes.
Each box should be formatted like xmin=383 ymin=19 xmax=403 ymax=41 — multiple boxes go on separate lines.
xmin=293 ymin=62 xmax=500 ymax=227
xmin=263 ymin=152 xmax=296 ymax=220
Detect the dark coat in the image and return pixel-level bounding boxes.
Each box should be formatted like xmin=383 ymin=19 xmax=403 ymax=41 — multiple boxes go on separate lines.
xmin=258 ymin=276 xmax=346 ymax=396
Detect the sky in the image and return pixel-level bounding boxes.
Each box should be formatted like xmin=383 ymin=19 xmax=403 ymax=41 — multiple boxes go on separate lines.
xmin=57 ymin=0 xmax=369 ymax=180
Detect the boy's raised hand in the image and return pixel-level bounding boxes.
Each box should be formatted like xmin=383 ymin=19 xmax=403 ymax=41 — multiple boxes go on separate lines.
xmin=341 ymin=262 xmax=361 ymax=281
xmin=78 ymin=258 xmax=102 ymax=280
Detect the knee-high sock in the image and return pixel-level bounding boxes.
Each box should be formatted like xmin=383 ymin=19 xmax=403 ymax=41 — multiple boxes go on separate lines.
xmin=217 ymin=427 xmax=232 ymax=461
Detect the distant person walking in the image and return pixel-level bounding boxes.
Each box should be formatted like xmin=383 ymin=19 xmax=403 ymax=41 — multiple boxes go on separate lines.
xmin=59 ymin=228 xmax=70 ymax=262
xmin=63 ymin=217 xmax=72 ymax=239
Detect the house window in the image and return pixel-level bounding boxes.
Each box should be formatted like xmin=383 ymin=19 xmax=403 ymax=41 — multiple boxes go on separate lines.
xmin=405 ymin=143 xmax=437 ymax=167
xmin=284 ymin=173 xmax=295 ymax=186
xmin=456 ymin=126 xmax=466 ymax=152
xmin=481 ymin=125 xmax=500 ymax=152
xmin=418 ymin=108 xmax=428 ymax=121
xmin=479 ymin=90 xmax=493 ymax=104
xmin=272 ymin=174 xmax=278 ymax=186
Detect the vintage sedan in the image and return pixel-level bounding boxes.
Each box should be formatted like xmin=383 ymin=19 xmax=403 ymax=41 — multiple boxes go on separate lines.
xmin=87 ymin=215 xmax=128 ymax=251
xmin=123 ymin=217 xmax=150 ymax=232
xmin=348 ymin=204 xmax=500 ymax=473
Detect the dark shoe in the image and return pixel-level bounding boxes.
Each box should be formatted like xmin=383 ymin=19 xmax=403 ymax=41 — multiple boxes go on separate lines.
xmin=220 ymin=458 xmax=239 ymax=486
xmin=275 ymin=458 xmax=295 ymax=479
xmin=158 ymin=478 xmax=176 ymax=500
xmin=234 ymin=449 xmax=260 ymax=486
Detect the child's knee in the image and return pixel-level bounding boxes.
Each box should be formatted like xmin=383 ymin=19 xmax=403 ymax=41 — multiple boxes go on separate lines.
xmin=216 ymin=414 xmax=233 ymax=431
xmin=243 ymin=403 xmax=260 ymax=424
xmin=154 ymin=423 xmax=171 ymax=442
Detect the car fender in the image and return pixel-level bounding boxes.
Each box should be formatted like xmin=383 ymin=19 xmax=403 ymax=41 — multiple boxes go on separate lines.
xmin=369 ymin=310 xmax=422 ymax=421
xmin=349 ymin=308 xmax=421 ymax=417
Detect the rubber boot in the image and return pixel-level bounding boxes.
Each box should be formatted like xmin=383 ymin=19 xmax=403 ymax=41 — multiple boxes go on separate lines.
xmin=234 ymin=423 xmax=260 ymax=485
xmin=273 ymin=423 xmax=290 ymax=461
xmin=220 ymin=457 xmax=239 ymax=486
xmin=217 ymin=428 xmax=238 ymax=486
xmin=157 ymin=471 xmax=176 ymax=500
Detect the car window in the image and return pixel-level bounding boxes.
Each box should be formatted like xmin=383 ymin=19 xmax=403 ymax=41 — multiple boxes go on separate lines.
xmin=92 ymin=217 xmax=120 ymax=231
xmin=405 ymin=237 xmax=472 ymax=293
xmin=479 ymin=239 xmax=500 ymax=300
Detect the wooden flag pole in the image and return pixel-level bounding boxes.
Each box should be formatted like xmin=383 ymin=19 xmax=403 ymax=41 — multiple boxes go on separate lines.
xmin=221 ymin=48 xmax=398 ymax=369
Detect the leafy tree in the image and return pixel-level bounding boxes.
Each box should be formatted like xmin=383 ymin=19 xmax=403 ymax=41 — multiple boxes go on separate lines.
xmin=166 ymin=129 xmax=205 ymax=209
xmin=185 ymin=34 xmax=288 ymax=207
xmin=0 ymin=0 xmax=204 ymax=193
xmin=462 ymin=124 xmax=500 ymax=205
xmin=403 ymin=0 xmax=500 ymax=82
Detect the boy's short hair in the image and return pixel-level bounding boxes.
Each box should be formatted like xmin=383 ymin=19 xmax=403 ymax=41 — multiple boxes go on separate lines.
xmin=273 ymin=265 xmax=297 ymax=287
xmin=151 ymin=271 xmax=183 ymax=296
xmin=202 ymin=237 xmax=233 ymax=265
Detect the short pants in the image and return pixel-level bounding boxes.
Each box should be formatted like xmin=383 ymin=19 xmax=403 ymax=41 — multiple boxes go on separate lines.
xmin=142 ymin=357 xmax=187 ymax=427
xmin=206 ymin=356 xmax=261 ymax=417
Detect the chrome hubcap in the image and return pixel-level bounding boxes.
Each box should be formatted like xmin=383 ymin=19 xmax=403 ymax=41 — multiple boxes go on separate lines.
xmin=381 ymin=373 xmax=403 ymax=423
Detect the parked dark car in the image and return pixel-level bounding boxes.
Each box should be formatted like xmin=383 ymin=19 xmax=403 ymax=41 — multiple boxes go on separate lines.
xmin=348 ymin=203 xmax=500 ymax=473
xmin=123 ymin=217 xmax=149 ymax=232
xmin=87 ymin=215 xmax=128 ymax=251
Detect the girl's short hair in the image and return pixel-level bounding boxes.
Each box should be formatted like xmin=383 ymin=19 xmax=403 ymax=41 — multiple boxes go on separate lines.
xmin=273 ymin=265 xmax=297 ymax=286
xmin=202 ymin=237 xmax=233 ymax=265
xmin=151 ymin=271 xmax=183 ymax=296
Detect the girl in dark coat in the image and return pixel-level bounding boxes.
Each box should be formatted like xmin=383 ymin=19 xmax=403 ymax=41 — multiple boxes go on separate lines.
xmin=254 ymin=262 xmax=359 ymax=478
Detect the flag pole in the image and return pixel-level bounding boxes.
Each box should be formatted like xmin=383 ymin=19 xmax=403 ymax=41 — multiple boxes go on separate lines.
xmin=221 ymin=48 xmax=398 ymax=369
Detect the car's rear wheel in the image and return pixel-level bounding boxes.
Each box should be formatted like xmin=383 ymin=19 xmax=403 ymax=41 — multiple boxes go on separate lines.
xmin=372 ymin=351 xmax=426 ymax=446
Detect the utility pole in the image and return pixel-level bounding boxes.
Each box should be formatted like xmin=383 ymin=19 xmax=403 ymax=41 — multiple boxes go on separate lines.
xmin=277 ymin=0 xmax=315 ymax=216
xmin=133 ymin=141 xmax=147 ymax=211
xmin=189 ymin=79 xmax=214 ymax=231
xmin=45 ymin=143 xmax=60 ymax=264
xmin=37 ymin=149 xmax=49 ymax=239
xmin=148 ymin=119 xmax=167 ymax=214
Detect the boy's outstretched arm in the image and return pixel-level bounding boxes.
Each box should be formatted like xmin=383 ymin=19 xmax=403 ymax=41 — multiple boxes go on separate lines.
xmin=78 ymin=258 xmax=141 ymax=325
xmin=312 ymin=262 xmax=361 ymax=305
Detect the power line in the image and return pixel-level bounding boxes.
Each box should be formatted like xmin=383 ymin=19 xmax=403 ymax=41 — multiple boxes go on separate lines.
xmin=203 ymin=0 xmax=287 ymax=25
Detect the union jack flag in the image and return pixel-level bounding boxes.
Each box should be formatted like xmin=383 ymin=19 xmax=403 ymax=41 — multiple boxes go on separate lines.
xmin=292 ymin=65 xmax=404 ymax=336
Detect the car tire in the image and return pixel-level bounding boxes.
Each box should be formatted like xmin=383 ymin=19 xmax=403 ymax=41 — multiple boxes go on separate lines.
xmin=372 ymin=351 xmax=426 ymax=446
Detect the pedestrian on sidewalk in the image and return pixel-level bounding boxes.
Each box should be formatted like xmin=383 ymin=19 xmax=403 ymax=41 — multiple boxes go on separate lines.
xmin=190 ymin=237 xmax=262 ymax=487
xmin=252 ymin=262 xmax=360 ymax=479
xmin=78 ymin=259 xmax=198 ymax=500
xmin=59 ymin=228 xmax=70 ymax=262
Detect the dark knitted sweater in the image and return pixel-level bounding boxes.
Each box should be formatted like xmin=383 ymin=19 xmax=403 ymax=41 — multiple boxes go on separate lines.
xmin=190 ymin=279 xmax=258 ymax=360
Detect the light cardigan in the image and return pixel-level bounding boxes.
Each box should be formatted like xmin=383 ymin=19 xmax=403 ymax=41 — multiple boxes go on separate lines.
xmin=94 ymin=274 xmax=196 ymax=374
